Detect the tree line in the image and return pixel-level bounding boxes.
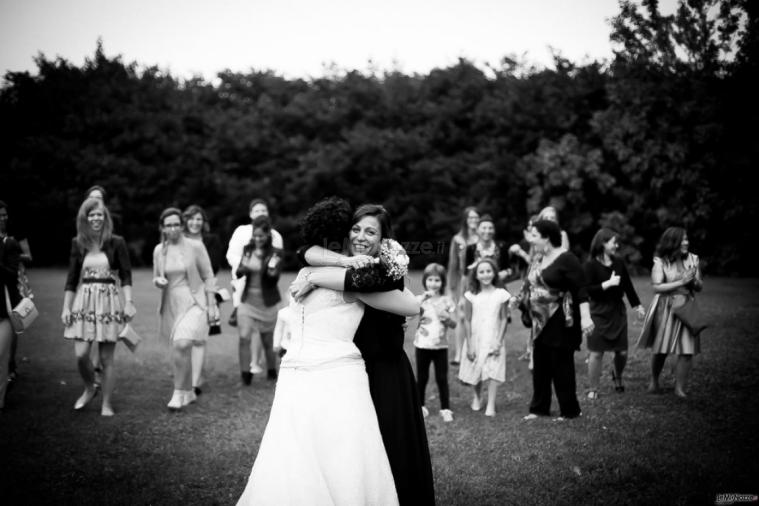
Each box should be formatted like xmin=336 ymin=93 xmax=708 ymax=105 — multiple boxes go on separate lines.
xmin=1 ymin=0 xmax=756 ymax=274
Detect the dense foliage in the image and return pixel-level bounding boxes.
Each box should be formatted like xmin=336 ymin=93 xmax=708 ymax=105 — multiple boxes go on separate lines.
xmin=2 ymin=0 xmax=755 ymax=274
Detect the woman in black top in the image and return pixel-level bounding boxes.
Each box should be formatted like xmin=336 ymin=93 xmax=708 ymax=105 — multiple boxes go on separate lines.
xmin=463 ymin=214 xmax=512 ymax=286
xmin=583 ymin=229 xmax=645 ymax=398
xmin=521 ymin=220 xmax=593 ymax=421
xmin=62 ymin=198 xmax=135 ymax=416
xmin=293 ymin=199 xmax=435 ymax=506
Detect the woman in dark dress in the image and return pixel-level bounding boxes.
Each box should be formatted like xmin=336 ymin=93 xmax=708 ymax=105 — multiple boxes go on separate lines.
xmin=293 ymin=199 xmax=435 ymax=506
xmin=520 ymin=220 xmax=593 ymax=421
xmin=583 ymin=228 xmax=644 ymax=398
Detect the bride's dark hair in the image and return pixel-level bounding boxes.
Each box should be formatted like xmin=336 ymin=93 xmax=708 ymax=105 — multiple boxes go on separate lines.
xmin=300 ymin=197 xmax=353 ymax=251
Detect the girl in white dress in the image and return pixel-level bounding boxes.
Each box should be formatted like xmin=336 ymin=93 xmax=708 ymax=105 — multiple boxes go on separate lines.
xmin=236 ymin=270 xmax=419 ymax=506
xmin=458 ymin=258 xmax=511 ymax=417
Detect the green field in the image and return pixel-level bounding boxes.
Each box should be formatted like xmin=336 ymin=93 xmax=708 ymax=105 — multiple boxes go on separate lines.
xmin=1 ymin=269 xmax=758 ymax=505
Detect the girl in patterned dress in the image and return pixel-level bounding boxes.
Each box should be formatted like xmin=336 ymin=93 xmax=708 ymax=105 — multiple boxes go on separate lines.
xmin=414 ymin=263 xmax=457 ymax=422
xmin=62 ymin=198 xmax=136 ymax=416
xmin=458 ymin=257 xmax=511 ymax=417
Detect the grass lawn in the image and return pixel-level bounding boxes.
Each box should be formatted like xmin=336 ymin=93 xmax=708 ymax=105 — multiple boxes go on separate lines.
xmin=1 ymin=269 xmax=758 ymax=505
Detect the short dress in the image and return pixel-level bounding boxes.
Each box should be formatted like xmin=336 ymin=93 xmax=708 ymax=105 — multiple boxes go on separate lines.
xmin=237 ymin=254 xmax=278 ymax=333
xmin=63 ymin=251 xmax=125 ymax=342
xmin=458 ymin=288 xmax=510 ymax=384
xmin=637 ymin=254 xmax=701 ymax=355
xmin=159 ymin=245 xmax=208 ymax=342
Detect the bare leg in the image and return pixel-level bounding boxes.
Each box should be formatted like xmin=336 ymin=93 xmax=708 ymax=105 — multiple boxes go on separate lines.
xmin=191 ymin=343 xmax=205 ymax=390
xmin=471 ymin=382 xmax=482 ymax=410
xmin=172 ymin=339 xmax=193 ymax=391
xmin=98 ymin=342 xmax=116 ymax=416
xmin=587 ymin=351 xmax=603 ymax=394
xmin=485 ymin=380 xmax=498 ymax=416
xmin=674 ymin=354 xmax=693 ymax=397
xmin=73 ymin=340 xmax=97 ymax=409
xmin=238 ymin=317 xmax=254 ymax=376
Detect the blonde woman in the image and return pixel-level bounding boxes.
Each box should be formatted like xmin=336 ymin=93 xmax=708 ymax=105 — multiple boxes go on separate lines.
xmin=61 ymin=197 xmax=135 ymax=416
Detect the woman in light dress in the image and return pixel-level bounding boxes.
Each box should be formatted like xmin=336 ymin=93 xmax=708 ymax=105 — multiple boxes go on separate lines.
xmin=237 ymin=199 xmax=420 ymax=506
xmin=153 ymin=208 xmax=219 ymax=411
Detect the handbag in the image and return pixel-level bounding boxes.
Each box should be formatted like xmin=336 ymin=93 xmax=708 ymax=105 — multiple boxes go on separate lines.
xmin=119 ymin=324 xmax=143 ymax=353
xmin=672 ymin=294 xmax=708 ymax=336
xmin=517 ymin=283 xmax=532 ymax=328
xmin=4 ymin=286 xmax=38 ymax=334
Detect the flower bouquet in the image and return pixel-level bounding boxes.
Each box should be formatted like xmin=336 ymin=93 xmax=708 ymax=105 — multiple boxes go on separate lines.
xmin=372 ymin=238 xmax=410 ymax=280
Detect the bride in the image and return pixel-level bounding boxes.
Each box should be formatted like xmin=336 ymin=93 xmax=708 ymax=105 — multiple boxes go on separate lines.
xmin=237 ymin=198 xmax=420 ymax=506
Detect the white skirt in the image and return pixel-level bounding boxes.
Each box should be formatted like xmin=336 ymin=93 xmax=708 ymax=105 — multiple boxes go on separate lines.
xmin=237 ymin=363 xmax=398 ymax=506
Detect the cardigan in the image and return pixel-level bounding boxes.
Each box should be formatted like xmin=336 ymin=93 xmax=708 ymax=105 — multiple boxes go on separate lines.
xmin=153 ymin=236 xmax=218 ymax=313
xmin=64 ymin=235 xmax=132 ymax=292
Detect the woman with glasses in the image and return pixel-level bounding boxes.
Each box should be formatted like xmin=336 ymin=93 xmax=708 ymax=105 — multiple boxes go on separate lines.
xmin=153 ymin=208 xmax=219 ymax=411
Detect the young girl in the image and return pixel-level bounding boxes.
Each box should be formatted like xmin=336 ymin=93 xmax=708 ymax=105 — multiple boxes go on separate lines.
xmin=458 ymin=257 xmax=511 ymax=417
xmin=414 ymin=263 xmax=457 ymax=422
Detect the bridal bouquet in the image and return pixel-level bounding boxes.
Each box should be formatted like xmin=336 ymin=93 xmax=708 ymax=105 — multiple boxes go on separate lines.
xmin=373 ymin=238 xmax=410 ymax=280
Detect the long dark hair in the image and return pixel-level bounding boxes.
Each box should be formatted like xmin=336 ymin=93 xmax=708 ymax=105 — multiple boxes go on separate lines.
xmin=245 ymin=215 xmax=273 ymax=256
xmin=589 ymin=228 xmax=617 ymax=259
xmin=655 ymin=227 xmax=687 ymax=262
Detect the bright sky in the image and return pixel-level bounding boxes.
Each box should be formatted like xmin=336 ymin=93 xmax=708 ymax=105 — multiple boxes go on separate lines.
xmin=0 ymin=0 xmax=679 ymax=81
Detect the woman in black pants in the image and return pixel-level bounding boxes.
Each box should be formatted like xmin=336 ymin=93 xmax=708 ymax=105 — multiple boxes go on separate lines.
xmin=520 ymin=220 xmax=594 ymax=421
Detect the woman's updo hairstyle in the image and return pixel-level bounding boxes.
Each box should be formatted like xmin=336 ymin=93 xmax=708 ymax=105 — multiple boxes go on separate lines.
xmin=300 ymin=197 xmax=353 ymax=252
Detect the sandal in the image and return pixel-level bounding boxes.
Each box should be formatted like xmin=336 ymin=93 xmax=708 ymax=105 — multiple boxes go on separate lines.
xmin=587 ymin=391 xmax=599 ymax=400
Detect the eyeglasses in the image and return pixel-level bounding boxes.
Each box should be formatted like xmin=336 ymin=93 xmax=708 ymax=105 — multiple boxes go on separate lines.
xmin=163 ymin=223 xmax=182 ymax=229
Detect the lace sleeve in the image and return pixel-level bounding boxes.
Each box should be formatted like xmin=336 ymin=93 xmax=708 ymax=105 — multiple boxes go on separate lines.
xmin=344 ymin=264 xmax=401 ymax=292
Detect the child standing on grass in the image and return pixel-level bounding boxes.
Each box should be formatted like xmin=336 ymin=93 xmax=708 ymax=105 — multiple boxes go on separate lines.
xmin=458 ymin=257 xmax=511 ymax=417
xmin=414 ymin=263 xmax=457 ymax=422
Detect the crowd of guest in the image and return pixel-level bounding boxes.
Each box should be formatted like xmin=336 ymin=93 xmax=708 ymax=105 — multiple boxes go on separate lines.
xmin=0 ymin=192 xmax=706 ymax=424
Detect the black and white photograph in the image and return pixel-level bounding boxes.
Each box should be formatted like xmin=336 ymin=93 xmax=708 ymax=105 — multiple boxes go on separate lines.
xmin=1 ymin=0 xmax=757 ymax=504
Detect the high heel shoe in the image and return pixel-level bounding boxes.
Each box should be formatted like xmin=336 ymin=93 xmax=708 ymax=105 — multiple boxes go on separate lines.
xmin=74 ymin=387 xmax=97 ymax=410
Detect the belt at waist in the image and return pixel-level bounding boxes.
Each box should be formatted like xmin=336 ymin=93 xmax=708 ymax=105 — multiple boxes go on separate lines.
xmin=82 ymin=278 xmax=116 ymax=284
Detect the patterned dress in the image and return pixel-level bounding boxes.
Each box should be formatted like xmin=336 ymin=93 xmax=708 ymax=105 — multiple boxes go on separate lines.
xmin=63 ymin=251 xmax=125 ymax=342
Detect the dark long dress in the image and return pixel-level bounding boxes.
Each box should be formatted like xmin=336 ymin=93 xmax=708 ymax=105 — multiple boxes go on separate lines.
xmin=583 ymin=257 xmax=641 ymax=352
xmin=345 ymin=269 xmax=435 ymax=506
xmin=299 ymin=246 xmax=435 ymax=506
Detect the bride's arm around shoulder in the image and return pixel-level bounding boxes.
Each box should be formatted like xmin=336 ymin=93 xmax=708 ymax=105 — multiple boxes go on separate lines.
xmin=355 ymin=288 xmax=420 ymax=316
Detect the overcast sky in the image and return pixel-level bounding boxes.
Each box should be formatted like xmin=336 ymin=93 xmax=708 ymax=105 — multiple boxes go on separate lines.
xmin=0 ymin=0 xmax=679 ymax=81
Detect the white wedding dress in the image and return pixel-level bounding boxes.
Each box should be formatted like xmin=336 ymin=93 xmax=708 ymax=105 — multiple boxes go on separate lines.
xmin=236 ymin=281 xmax=399 ymax=506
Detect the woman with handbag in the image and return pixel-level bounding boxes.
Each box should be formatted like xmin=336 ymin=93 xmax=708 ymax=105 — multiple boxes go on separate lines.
xmin=520 ymin=220 xmax=594 ymax=421
xmin=583 ymin=228 xmax=645 ymax=399
xmin=153 ymin=208 xmax=219 ymax=411
xmin=61 ymin=197 xmax=136 ymax=416
xmin=636 ymin=227 xmax=703 ymax=398
xmin=0 ymin=200 xmax=22 ymax=411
